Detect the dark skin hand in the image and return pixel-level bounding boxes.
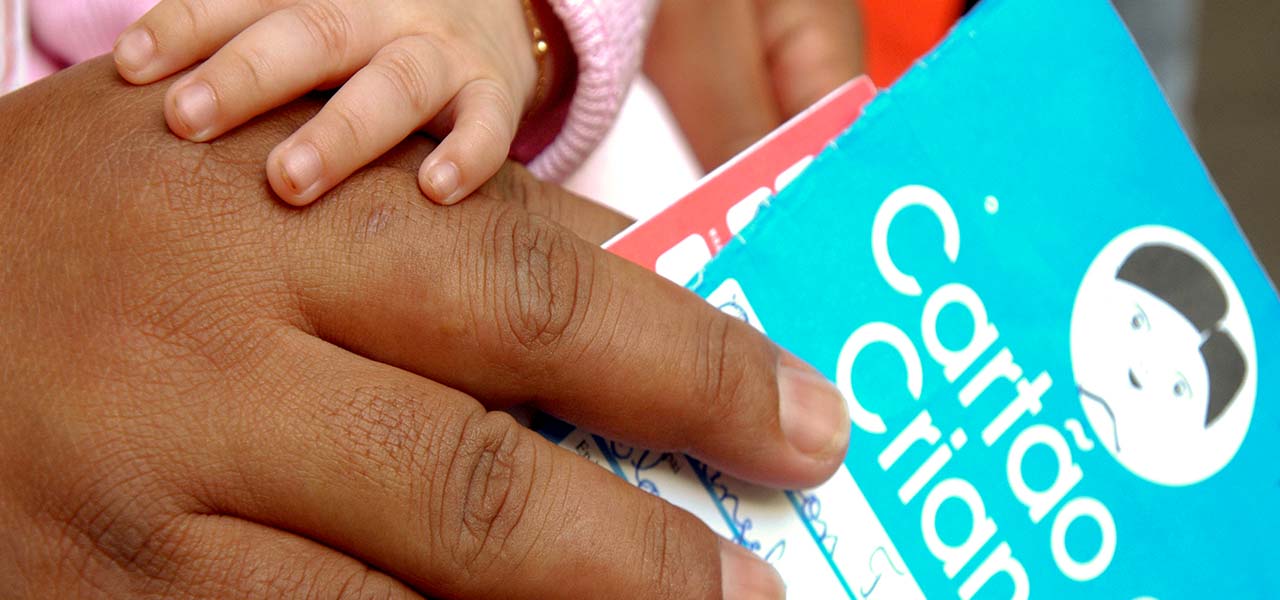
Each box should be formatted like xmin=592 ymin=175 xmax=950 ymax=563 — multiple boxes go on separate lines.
xmin=645 ymin=0 xmax=865 ymax=171
xmin=0 ymin=58 xmax=850 ymax=598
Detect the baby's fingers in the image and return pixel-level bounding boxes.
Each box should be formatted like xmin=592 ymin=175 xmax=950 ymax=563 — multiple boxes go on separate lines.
xmin=268 ymin=36 xmax=461 ymax=205
xmin=163 ymin=2 xmax=381 ymax=143
xmin=420 ymin=80 xmax=521 ymax=206
xmin=115 ymin=0 xmax=281 ymax=84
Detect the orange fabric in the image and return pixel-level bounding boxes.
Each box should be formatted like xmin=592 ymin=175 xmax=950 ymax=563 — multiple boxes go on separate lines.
xmin=858 ymin=0 xmax=966 ymax=86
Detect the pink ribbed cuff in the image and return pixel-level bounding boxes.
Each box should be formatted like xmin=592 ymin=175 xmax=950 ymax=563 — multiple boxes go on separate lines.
xmin=522 ymin=0 xmax=655 ymax=181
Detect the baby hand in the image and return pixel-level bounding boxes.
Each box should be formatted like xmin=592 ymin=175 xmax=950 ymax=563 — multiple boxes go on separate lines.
xmin=114 ymin=0 xmax=543 ymax=205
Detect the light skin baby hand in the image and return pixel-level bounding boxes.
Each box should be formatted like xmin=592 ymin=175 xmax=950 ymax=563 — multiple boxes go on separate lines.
xmin=113 ymin=0 xmax=541 ymax=206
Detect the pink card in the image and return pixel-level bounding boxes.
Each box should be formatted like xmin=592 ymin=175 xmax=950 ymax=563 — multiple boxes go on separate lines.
xmin=604 ymin=76 xmax=877 ymax=283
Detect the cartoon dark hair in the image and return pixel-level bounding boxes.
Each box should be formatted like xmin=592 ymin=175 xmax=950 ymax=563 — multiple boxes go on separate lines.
xmin=1201 ymin=330 xmax=1246 ymax=426
xmin=1117 ymin=243 xmax=1247 ymax=427
xmin=1118 ymin=244 xmax=1226 ymax=331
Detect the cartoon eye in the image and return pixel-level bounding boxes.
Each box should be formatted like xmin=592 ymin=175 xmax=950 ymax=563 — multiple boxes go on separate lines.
xmin=1173 ymin=381 xmax=1190 ymax=398
xmin=1129 ymin=313 xmax=1147 ymax=330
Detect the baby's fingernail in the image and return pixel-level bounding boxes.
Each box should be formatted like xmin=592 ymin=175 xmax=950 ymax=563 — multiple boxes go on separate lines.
xmin=114 ymin=28 xmax=155 ymax=74
xmin=777 ymin=351 xmax=850 ymax=460
xmin=720 ymin=539 xmax=785 ymax=599
xmin=425 ymin=161 xmax=460 ymax=204
xmin=172 ymin=81 xmax=217 ymax=140
xmin=278 ymin=143 xmax=323 ymax=202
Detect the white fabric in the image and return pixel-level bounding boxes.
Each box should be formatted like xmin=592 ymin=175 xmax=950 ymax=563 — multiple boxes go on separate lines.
xmin=564 ymin=76 xmax=702 ymax=221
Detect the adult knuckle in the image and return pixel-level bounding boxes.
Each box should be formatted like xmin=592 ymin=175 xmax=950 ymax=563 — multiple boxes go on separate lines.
xmin=476 ymin=208 xmax=594 ymax=355
xmin=294 ymin=0 xmax=354 ymax=61
xmin=440 ymin=411 xmax=538 ymax=578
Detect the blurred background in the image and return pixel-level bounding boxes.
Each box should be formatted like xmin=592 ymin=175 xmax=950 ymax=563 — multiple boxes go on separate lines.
xmin=1188 ymin=1 xmax=1280 ymax=279
xmin=1113 ymin=0 xmax=1280 ymax=273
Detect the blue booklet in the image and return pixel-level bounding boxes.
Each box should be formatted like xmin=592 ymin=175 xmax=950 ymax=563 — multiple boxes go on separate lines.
xmin=541 ymin=0 xmax=1280 ymax=596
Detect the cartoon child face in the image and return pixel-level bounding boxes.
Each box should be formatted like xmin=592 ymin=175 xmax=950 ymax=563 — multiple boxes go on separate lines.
xmin=1069 ymin=226 xmax=1256 ymax=487
xmin=1070 ymin=278 xmax=1211 ymax=459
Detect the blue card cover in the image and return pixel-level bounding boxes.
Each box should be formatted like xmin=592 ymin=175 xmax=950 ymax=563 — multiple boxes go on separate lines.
xmin=690 ymin=0 xmax=1280 ymax=597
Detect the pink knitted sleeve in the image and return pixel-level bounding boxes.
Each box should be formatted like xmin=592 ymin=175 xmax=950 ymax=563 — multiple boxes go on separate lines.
xmin=519 ymin=0 xmax=658 ymax=181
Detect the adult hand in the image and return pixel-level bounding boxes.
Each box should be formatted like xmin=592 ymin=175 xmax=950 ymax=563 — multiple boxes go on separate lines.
xmin=0 ymin=59 xmax=849 ymax=598
xmin=645 ymin=0 xmax=865 ymax=170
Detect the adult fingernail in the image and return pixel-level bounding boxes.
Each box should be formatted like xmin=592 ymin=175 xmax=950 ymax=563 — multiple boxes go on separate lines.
xmin=278 ymin=143 xmax=323 ymax=201
xmin=720 ymin=539 xmax=785 ymax=599
xmin=425 ymin=160 xmax=459 ymax=204
xmin=173 ymin=81 xmax=217 ymax=140
xmin=777 ymin=351 xmax=850 ymax=459
xmin=114 ymin=28 xmax=155 ymax=74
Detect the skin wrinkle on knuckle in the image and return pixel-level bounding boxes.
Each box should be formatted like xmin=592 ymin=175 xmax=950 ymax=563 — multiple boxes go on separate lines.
xmin=326 ymin=102 xmax=376 ymax=157
xmin=466 ymin=79 xmax=519 ymax=141
xmin=637 ymin=503 xmax=717 ymax=600
xmin=476 ymin=206 xmax=592 ymax=359
xmin=290 ymin=378 xmax=489 ymax=590
xmin=637 ymin=501 xmax=678 ymax=598
xmin=407 ymin=15 xmax=466 ymax=53
xmin=692 ymin=315 xmax=751 ymax=435
xmin=371 ymin=42 xmax=437 ymax=118
xmin=466 ymin=107 xmax=507 ymax=153
xmin=227 ymin=43 xmax=273 ymax=98
xmin=173 ymin=0 xmax=212 ymax=44
xmin=293 ymin=0 xmax=355 ymax=65
xmin=252 ymin=0 xmax=286 ymax=18
xmin=437 ymin=411 xmax=539 ymax=582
